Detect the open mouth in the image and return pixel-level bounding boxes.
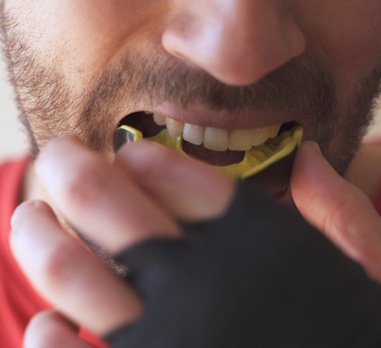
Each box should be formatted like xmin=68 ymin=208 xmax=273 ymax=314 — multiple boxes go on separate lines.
xmin=114 ymin=111 xmax=303 ymax=180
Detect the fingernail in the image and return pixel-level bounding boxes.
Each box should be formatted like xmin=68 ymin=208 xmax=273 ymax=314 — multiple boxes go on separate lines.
xmin=11 ymin=201 xmax=42 ymax=229
xmin=117 ymin=138 xmax=160 ymax=159
xmin=34 ymin=137 xmax=85 ymax=197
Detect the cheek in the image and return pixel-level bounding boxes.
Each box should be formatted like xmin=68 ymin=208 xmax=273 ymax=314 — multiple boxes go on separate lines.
xmin=299 ymin=1 xmax=381 ymax=84
xmin=325 ymin=18 xmax=381 ymax=76
xmin=7 ymin=0 xmax=165 ymax=94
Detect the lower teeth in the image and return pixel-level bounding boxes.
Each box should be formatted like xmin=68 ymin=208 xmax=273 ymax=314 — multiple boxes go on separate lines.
xmin=114 ymin=124 xmax=303 ymax=179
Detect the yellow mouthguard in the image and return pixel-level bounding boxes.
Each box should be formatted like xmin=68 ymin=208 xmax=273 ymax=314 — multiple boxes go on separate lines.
xmin=117 ymin=125 xmax=303 ymax=179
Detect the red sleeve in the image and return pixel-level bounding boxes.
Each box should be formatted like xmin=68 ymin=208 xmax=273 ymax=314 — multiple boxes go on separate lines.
xmin=0 ymin=156 xmax=49 ymax=348
xmin=0 ymin=157 xmax=107 ymax=348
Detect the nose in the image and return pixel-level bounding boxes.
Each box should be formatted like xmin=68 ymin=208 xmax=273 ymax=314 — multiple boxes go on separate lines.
xmin=162 ymin=0 xmax=306 ymax=86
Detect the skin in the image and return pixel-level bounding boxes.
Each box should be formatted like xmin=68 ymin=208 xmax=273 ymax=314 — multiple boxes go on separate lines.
xmin=10 ymin=140 xmax=381 ymax=347
xmin=1 ymin=0 xmax=381 ymax=171
xmin=2 ymin=0 xmax=381 ymax=346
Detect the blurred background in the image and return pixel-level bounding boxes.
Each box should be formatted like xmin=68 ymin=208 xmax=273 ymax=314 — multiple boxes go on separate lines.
xmin=0 ymin=52 xmax=27 ymax=159
xmin=1 ymin=52 xmax=381 ymax=160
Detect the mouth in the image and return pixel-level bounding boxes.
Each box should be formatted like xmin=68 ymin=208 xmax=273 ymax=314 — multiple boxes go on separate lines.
xmin=114 ymin=111 xmax=303 ymax=180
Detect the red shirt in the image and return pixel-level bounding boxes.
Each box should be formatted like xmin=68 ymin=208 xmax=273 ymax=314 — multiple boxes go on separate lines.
xmin=0 ymin=157 xmax=107 ymax=348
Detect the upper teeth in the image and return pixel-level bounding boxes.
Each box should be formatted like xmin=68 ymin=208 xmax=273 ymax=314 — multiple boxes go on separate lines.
xmin=152 ymin=112 xmax=281 ymax=152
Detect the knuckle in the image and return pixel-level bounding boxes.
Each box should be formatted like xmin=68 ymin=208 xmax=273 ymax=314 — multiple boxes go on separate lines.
xmin=323 ymin=188 xmax=374 ymax=261
xmin=323 ymin=198 xmax=347 ymax=240
xmin=323 ymin=186 xmax=363 ymax=239
xmin=62 ymin=157 xmax=107 ymax=209
xmin=39 ymin=238 xmax=80 ymax=291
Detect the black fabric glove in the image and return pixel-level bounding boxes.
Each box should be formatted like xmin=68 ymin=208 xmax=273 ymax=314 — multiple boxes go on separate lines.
xmin=106 ymin=181 xmax=381 ymax=348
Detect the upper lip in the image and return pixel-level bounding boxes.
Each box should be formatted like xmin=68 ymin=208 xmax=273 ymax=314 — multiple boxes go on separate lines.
xmin=130 ymin=102 xmax=301 ymax=130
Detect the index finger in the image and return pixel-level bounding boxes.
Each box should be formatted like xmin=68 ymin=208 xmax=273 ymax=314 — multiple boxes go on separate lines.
xmin=34 ymin=136 xmax=181 ymax=254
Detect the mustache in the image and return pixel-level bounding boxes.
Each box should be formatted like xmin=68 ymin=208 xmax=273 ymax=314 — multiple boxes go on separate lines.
xmin=84 ymin=50 xmax=336 ymax=122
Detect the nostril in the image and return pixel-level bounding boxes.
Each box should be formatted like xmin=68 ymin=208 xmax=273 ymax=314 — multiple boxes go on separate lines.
xmin=163 ymin=42 xmax=187 ymax=61
xmin=162 ymin=18 xmax=193 ymax=62
xmin=284 ymin=19 xmax=306 ymax=61
xmin=162 ymin=2 xmax=306 ymax=87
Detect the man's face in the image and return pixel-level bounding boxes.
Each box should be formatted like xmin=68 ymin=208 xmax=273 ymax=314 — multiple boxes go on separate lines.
xmin=1 ymin=1 xmax=381 ymax=183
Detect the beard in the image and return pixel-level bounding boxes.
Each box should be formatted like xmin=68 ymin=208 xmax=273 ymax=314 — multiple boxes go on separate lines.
xmin=1 ymin=9 xmax=381 ymax=177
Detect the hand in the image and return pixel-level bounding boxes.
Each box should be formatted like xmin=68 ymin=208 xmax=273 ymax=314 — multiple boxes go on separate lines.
xmin=10 ymin=138 xmax=381 ymax=347
xmin=10 ymin=136 xmax=235 ymax=347
xmin=291 ymin=142 xmax=381 ymax=281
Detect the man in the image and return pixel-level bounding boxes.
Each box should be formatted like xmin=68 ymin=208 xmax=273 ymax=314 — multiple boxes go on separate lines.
xmin=2 ymin=0 xmax=381 ymax=347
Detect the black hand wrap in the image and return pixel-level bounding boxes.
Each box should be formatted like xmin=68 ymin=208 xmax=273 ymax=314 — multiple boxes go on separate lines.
xmin=114 ymin=239 xmax=189 ymax=298
xmin=105 ymin=181 xmax=381 ymax=348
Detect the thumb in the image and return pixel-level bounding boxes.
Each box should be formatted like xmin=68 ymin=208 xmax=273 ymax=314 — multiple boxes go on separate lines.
xmin=291 ymin=141 xmax=381 ymax=281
